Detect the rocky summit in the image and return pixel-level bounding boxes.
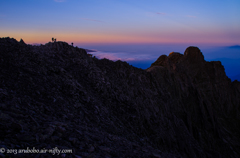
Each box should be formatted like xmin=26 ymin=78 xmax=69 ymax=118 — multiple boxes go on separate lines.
xmin=0 ymin=37 xmax=240 ymax=158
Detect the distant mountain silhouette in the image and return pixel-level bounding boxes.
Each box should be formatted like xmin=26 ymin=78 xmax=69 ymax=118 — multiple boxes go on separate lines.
xmin=228 ymin=45 xmax=240 ymax=49
xmin=0 ymin=37 xmax=240 ymax=158
xmin=231 ymin=73 xmax=240 ymax=81
xmin=30 ymin=43 xmax=41 ymax=46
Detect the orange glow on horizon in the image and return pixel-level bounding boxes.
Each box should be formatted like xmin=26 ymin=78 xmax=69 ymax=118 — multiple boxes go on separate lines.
xmin=1 ymin=30 xmax=239 ymax=46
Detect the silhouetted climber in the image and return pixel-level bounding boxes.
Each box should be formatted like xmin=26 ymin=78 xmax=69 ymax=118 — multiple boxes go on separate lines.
xmin=52 ymin=37 xmax=54 ymax=42
xmin=54 ymin=38 xmax=56 ymax=42
xmin=71 ymin=42 xmax=73 ymax=46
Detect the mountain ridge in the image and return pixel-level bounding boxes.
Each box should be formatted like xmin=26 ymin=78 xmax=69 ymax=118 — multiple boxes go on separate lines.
xmin=0 ymin=37 xmax=240 ymax=158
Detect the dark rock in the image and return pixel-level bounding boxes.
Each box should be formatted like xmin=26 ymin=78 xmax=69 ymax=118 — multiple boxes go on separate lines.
xmin=168 ymin=52 xmax=183 ymax=63
xmin=0 ymin=153 xmax=5 ymax=158
xmin=10 ymin=122 xmax=23 ymax=132
xmin=183 ymin=46 xmax=204 ymax=62
xmin=98 ymin=146 xmax=110 ymax=152
xmin=69 ymin=137 xmax=78 ymax=145
xmin=150 ymin=54 xmax=168 ymax=67
xmin=0 ymin=37 xmax=239 ymax=158
xmin=88 ymin=145 xmax=95 ymax=153
xmin=16 ymin=134 xmax=35 ymax=142
xmin=19 ymin=38 xmax=26 ymax=45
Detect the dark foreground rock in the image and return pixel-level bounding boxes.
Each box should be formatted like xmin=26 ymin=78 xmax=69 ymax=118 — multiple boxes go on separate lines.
xmin=0 ymin=37 xmax=239 ymax=158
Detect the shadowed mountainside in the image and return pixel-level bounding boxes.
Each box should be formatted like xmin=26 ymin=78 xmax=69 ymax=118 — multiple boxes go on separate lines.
xmin=0 ymin=37 xmax=240 ymax=158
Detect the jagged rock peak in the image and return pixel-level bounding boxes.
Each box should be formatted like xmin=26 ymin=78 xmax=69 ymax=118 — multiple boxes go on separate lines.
xmin=150 ymin=54 xmax=168 ymax=67
xmin=150 ymin=52 xmax=184 ymax=68
xmin=19 ymin=38 xmax=26 ymax=45
xmin=169 ymin=51 xmax=180 ymax=56
xmin=168 ymin=52 xmax=183 ymax=63
xmin=183 ymin=46 xmax=204 ymax=62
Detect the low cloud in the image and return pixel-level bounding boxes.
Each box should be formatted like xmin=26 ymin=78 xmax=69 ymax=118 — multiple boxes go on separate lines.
xmin=79 ymin=18 xmax=104 ymax=23
xmin=90 ymin=52 xmax=137 ymax=61
xmin=85 ymin=49 xmax=98 ymax=53
xmin=98 ymin=54 xmax=122 ymax=61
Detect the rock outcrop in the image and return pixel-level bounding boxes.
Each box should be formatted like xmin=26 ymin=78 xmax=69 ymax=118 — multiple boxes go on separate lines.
xmin=0 ymin=37 xmax=239 ymax=158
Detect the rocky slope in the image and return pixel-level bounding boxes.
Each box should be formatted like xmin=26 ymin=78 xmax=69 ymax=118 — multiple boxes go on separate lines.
xmin=0 ymin=37 xmax=239 ymax=158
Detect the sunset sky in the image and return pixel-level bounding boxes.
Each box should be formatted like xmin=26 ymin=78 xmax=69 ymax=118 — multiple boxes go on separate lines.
xmin=0 ymin=0 xmax=240 ymax=45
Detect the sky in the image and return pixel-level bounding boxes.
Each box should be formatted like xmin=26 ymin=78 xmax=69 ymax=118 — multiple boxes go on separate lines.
xmin=1 ymin=0 xmax=240 ymax=45
xmin=0 ymin=0 xmax=240 ymax=78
